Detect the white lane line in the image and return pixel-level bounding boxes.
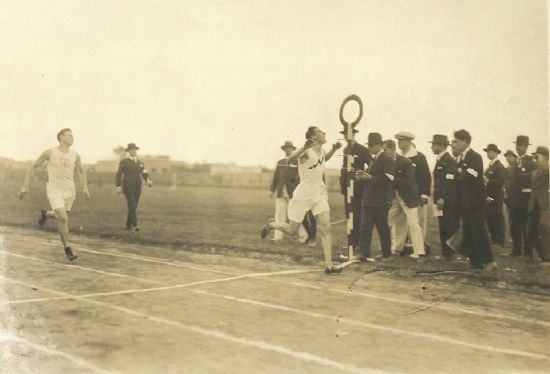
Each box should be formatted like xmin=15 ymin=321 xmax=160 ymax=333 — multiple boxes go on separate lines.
xmin=330 ymin=219 xmax=347 ymax=226
xmin=0 ymin=277 xmax=378 ymax=374
xmin=0 ymin=330 xmax=115 ymax=374
xmin=4 ymin=234 xmax=549 ymax=328
xmin=185 ymin=288 xmax=550 ymax=362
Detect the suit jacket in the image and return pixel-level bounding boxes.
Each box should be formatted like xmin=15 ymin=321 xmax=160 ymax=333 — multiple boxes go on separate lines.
xmin=508 ymin=155 xmax=537 ymax=208
xmin=405 ymin=151 xmax=431 ymax=198
xmin=270 ymin=158 xmax=299 ymax=198
xmin=340 ymin=142 xmax=373 ymax=199
xmin=528 ymin=167 xmax=549 ymax=213
xmin=393 ymin=154 xmax=420 ymax=208
xmin=116 ymin=157 xmax=150 ymax=191
xmin=433 ymin=152 xmax=458 ymax=210
xmin=456 ymin=148 xmax=486 ymax=209
xmin=361 ymin=151 xmax=395 ymax=208
xmin=485 ymin=159 xmax=506 ymax=203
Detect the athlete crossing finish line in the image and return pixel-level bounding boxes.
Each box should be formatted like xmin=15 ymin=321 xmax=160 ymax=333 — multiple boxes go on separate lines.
xmin=19 ymin=128 xmax=90 ymax=261
xmin=261 ymin=126 xmax=342 ymax=274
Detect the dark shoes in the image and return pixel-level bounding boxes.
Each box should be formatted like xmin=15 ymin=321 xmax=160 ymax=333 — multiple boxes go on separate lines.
xmin=325 ymin=267 xmax=342 ymax=274
xmin=260 ymin=219 xmax=274 ymax=239
xmin=64 ymin=247 xmax=78 ymax=261
xmin=38 ymin=209 xmax=47 ymax=228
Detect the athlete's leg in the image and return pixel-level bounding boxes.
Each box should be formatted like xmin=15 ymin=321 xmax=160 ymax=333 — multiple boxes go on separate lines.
xmin=269 ymin=220 xmax=302 ymax=236
xmin=316 ymin=210 xmax=334 ymax=269
xmin=54 ymin=208 xmax=70 ymax=248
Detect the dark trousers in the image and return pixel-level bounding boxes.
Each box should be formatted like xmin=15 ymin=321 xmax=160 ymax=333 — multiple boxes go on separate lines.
xmin=526 ymin=204 xmax=550 ymax=261
xmin=438 ymin=210 xmax=460 ymax=258
xmin=359 ymin=206 xmax=391 ymax=258
xmin=485 ymin=200 xmax=505 ymax=245
xmin=510 ymin=206 xmax=531 ymax=255
xmin=462 ymin=207 xmax=493 ymax=267
xmin=344 ymin=195 xmax=363 ymax=247
xmin=302 ymin=211 xmax=317 ymax=242
xmin=124 ymin=184 xmax=142 ymax=228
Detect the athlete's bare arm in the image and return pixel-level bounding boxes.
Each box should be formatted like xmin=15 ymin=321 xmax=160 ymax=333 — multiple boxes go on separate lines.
xmin=19 ymin=149 xmax=51 ymax=198
xmin=74 ymin=153 xmax=90 ymax=199
xmin=324 ymin=142 xmax=342 ymax=162
xmin=288 ymin=139 xmax=314 ymax=164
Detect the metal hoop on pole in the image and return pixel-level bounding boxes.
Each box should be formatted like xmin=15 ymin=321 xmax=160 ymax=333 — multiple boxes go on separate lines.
xmin=339 ymin=94 xmax=363 ymax=128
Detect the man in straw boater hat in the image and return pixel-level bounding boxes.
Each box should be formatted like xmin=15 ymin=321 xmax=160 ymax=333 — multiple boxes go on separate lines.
xmin=355 ymin=132 xmax=395 ymax=262
xmin=261 ymin=126 xmax=343 ymax=274
xmin=508 ymin=135 xmax=537 ymax=256
xmin=430 ymin=134 xmax=460 ymax=259
xmin=526 ymin=146 xmax=550 ymax=262
xmin=483 ymin=144 xmax=507 ymax=247
xmin=452 ymin=129 xmax=496 ymax=271
xmin=116 ymin=143 xmax=153 ymax=231
xmin=19 ymin=128 xmax=90 ymax=261
xmin=269 ymin=140 xmax=311 ymax=244
xmin=339 ymin=127 xmax=373 ymax=251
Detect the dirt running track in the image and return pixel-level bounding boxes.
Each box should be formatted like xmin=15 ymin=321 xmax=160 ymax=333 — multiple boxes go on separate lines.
xmin=0 ymin=226 xmax=549 ymax=373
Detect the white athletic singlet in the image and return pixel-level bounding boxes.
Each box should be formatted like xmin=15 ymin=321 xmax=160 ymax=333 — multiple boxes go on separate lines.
xmin=47 ymin=147 xmax=77 ymax=196
xmin=293 ymin=148 xmax=326 ymax=200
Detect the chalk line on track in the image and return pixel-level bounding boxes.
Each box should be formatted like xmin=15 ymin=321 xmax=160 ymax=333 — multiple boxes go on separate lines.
xmin=0 ymin=277 xmax=379 ymax=374
xmin=0 ymin=330 xmax=116 ymax=374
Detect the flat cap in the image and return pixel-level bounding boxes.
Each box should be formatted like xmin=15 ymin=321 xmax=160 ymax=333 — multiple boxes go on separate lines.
xmin=395 ymin=131 xmax=415 ymax=140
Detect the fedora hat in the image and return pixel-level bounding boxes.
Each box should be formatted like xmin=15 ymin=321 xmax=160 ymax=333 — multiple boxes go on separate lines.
xmin=125 ymin=143 xmax=140 ymax=151
xmin=483 ymin=144 xmax=501 ymax=154
xmin=503 ymin=150 xmax=517 ymax=158
xmin=280 ymin=140 xmax=296 ymax=151
xmin=367 ymin=132 xmax=383 ymax=145
xmin=533 ymin=146 xmax=549 ymax=157
xmin=513 ymin=135 xmax=531 ymax=146
xmin=429 ymin=134 xmax=449 ymax=146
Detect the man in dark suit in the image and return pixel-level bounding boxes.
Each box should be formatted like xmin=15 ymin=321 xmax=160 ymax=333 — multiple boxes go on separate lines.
xmin=508 ymin=135 xmax=537 ymax=256
xmin=430 ymin=134 xmax=460 ymax=259
xmin=395 ymin=131 xmax=432 ymax=252
xmin=452 ymin=130 xmax=495 ymax=270
xmin=526 ymin=146 xmax=549 ymax=262
xmin=384 ymin=140 xmax=425 ymax=258
xmin=116 ymin=143 xmax=152 ymax=231
xmin=356 ymin=133 xmax=395 ymax=261
xmin=339 ymin=129 xmax=373 ymax=249
xmin=483 ymin=144 xmax=506 ymax=246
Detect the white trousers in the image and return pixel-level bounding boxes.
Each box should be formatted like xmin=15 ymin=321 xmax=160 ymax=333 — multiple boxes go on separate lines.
xmin=388 ymin=193 xmax=425 ymax=255
xmin=274 ymin=197 xmax=307 ymax=241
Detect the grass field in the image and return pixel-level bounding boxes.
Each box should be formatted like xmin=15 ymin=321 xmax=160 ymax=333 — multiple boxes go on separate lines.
xmin=1 ymin=180 xmax=549 ymax=292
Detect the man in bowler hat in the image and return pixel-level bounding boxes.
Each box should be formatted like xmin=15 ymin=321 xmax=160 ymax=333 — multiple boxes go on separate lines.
xmin=116 ymin=143 xmax=153 ymax=231
xmin=430 ymin=134 xmax=460 ymax=258
xmin=339 ymin=128 xmax=373 ymax=250
xmin=483 ymin=144 xmax=507 ymax=246
xmin=452 ymin=130 xmax=495 ymax=270
xmin=356 ymin=133 xmax=395 ymax=261
xmin=508 ymin=135 xmax=537 ymax=256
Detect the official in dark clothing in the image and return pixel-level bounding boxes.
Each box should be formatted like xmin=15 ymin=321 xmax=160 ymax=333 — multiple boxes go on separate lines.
xmin=452 ymin=130 xmax=495 ymax=270
xmin=483 ymin=144 xmax=506 ymax=246
xmin=116 ymin=143 xmax=152 ymax=231
xmin=339 ymin=129 xmax=373 ymax=248
xmin=430 ymin=135 xmax=460 ymax=258
xmin=356 ymin=133 xmax=395 ymax=260
xmin=508 ymin=135 xmax=537 ymax=256
xmin=526 ymin=146 xmax=550 ymax=262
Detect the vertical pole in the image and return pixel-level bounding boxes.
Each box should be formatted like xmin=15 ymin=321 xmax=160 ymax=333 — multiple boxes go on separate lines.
xmin=345 ymin=123 xmax=355 ymax=260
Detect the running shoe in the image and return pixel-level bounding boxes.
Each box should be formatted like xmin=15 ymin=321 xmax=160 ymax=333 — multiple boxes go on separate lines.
xmin=38 ymin=209 xmax=47 ymax=228
xmin=64 ymin=247 xmax=78 ymax=261
xmin=260 ymin=219 xmax=274 ymax=239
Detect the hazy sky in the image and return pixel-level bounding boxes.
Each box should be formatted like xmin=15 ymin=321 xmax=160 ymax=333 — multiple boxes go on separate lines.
xmin=0 ymin=0 xmax=548 ymax=167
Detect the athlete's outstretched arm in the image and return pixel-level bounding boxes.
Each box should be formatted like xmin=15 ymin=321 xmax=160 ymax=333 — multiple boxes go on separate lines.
xmin=19 ymin=149 xmax=51 ymax=198
xmin=74 ymin=153 xmax=90 ymax=199
xmin=325 ymin=142 xmax=342 ymax=162
xmin=287 ymin=139 xmax=314 ymax=163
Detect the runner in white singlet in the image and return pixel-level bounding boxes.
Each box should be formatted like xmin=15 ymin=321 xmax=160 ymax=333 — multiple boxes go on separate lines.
xmin=20 ymin=128 xmax=89 ymax=261
xmin=260 ymin=126 xmax=343 ymax=274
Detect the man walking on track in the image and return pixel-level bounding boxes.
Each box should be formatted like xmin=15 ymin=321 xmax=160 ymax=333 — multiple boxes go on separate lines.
xmin=355 ymin=133 xmax=395 ymax=262
xmin=19 ymin=128 xmax=90 ymax=261
xmin=430 ymin=134 xmax=460 ymax=259
xmin=260 ymin=127 xmax=342 ymax=274
xmin=116 ymin=143 xmax=153 ymax=231
xmin=452 ymin=129 xmax=495 ymax=271
xmin=483 ymin=144 xmax=506 ymax=247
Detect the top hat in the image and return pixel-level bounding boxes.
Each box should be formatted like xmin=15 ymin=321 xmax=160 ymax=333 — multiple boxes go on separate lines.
xmin=503 ymin=150 xmax=517 ymax=158
xmin=513 ymin=135 xmax=531 ymax=146
xmin=483 ymin=144 xmax=501 ymax=154
xmin=367 ymin=132 xmax=383 ymax=145
xmin=125 ymin=143 xmax=140 ymax=151
xmin=429 ymin=134 xmax=449 ymax=146
xmin=533 ymin=146 xmax=549 ymax=157
xmin=281 ymin=140 xmax=297 ymax=151
xmin=395 ymin=131 xmax=415 ymax=141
